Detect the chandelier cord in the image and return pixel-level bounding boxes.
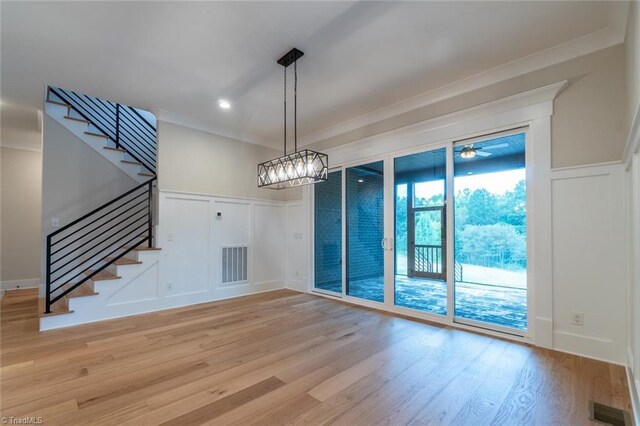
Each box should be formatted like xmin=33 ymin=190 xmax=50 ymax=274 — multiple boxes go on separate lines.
xmin=283 ymin=66 xmax=287 ymax=155
xmin=294 ymin=59 xmax=297 ymax=152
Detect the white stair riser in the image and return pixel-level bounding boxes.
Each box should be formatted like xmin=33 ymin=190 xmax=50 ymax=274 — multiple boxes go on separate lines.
xmin=41 ymin=250 xmax=163 ymax=330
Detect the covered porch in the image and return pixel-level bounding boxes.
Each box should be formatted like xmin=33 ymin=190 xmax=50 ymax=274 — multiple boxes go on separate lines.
xmin=315 ymin=274 xmax=526 ymax=331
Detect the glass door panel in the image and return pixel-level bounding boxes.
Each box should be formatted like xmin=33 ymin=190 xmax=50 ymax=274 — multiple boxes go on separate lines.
xmin=314 ymin=170 xmax=342 ymax=294
xmin=412 ymin=208 xmax=445 ymax=280
xmin=453 ymin=132 xmax=527 ymax=332
xmin=346 ymin=161 xmax=385 ymax=302
xmin=394 ymin=148 xmax=447 ymax=315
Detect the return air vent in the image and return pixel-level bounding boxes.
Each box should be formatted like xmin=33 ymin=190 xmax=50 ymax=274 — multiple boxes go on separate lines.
xmin=222 ymin=246 xmax=248 ymax=284
xmin=589 ymin=401 xmax=631 ymax=426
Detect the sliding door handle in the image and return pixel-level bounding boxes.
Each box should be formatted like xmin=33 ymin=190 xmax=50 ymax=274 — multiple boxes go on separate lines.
xmin=381 ymin=238 xmax=387 ymax=250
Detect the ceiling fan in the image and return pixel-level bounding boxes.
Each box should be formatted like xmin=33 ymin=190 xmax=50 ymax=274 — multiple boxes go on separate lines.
xmin=455 ymin=142 xmax=509 ymax=159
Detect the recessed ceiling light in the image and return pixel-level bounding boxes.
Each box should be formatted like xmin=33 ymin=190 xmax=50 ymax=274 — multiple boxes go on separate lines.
xmin=358 ymin=179 xmax=364 ymax=183
xmin=218 ymin=99 xmax=231 ymax=110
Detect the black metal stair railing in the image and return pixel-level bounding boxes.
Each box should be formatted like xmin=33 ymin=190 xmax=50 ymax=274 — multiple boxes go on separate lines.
xmin=47 ymin=86 xmax=157 ymax=175
xmin=45 ymin=177 xmax=156 ymax=313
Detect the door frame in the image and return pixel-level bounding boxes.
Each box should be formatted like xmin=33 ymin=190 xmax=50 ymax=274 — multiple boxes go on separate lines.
xmin=310 ymin=133 xmax=535 ymax=341
xmin=308 ymin=81 xmax=563 ymax=346
xmin=311 ymin=130 xmax=535 ymax=340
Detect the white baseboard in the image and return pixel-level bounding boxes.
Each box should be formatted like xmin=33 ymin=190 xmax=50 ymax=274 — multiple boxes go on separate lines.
xmin=535 ymin=316 xmax=553 ymax=348
xmin=626 ymin=366 xmax=640 ymax=425
xmin=1 ymin=278 xmax=40 ymax=291
xmin=40 ymin=284 xmax=287 ymax=331
xmin=553 ymin=330 xmax=625 ymax=366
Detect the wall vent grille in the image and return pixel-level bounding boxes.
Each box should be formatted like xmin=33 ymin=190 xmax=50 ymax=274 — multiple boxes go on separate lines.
xmin=222 ymin=246 xmax=248 ymax=284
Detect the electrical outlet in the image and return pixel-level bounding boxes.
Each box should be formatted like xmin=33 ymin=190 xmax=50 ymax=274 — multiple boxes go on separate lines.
xmin=167 ymin=281 xmax=173 ymax=291
xmin=571 ymin=311 xmax=584 ymax=326
xmin=51 ymin=218 xmax=60 ymax=227
xmin=167 ymin=232 xmax=174 ymax=242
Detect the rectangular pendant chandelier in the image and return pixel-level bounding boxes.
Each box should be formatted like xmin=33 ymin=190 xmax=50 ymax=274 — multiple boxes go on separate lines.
xmin=257 ymin=48 xmax=328 ymax=190
xmin=257 ymin=149 xmax=328 ymax=189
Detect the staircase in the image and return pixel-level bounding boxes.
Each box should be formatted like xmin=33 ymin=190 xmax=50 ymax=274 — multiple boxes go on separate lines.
xmin=41 ymin=86 xmax=161 ymax=321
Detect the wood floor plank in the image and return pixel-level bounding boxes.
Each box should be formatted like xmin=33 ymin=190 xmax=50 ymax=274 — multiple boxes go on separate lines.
xmin=160 ymin=376 xmax=286 ymax=426
xmin=1 ymin=288 xmax=632 ymax=425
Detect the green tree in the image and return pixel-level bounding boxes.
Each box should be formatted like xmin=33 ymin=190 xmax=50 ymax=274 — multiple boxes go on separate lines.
xmin=466 ymin=189 xmax=498 ymax=225
xmin=459 ymin=224 xmax=526 ymax=268
xmin=497 ymin=180 xmax=526 ymax=234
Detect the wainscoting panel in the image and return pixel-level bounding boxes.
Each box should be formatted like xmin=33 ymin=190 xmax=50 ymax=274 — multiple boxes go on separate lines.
xmin=285 ymin=200 xmax=309 ymax=292
xmin=253 ymin=203 xmax=285 ymax=285
xmin=164 ymin=196 xmax=211 ymax=296
xmin=551 ymin=163 xmax=627 ymax=364
xmin=213 ymin=200 xmax=251 ymax=288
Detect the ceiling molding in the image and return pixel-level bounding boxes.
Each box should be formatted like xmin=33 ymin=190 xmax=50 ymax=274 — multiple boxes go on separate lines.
xmin=154 ymin=109 xmax=275 ymax=151
xmin=326 ymin=81 xmax=568 ymax=164
xmin=299 ymin=26 xmax=624 ymax=148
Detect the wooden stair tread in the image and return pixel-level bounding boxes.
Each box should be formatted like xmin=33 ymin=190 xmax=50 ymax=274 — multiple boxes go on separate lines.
xmin=121 ymin=160 xmax=142 ymax=166
xmin=64 ymin=116 xmax=90 ymax=124
xmin=104 ymin=146 xmax=126 ymax=153
xmin=107 ymin=257 xmax=142 ymax=265
xmin=87 ymin=270 xmax=121 ymax=281
xmin=39 ymin=297 xmax=73 ymax=317
xmin=46 ymin=100 xmax=69 ymax=108
xmin=65 ymin=282 xmax=98 ymax=298
xmin=85 ymin=131 xmax=109 ymax=138
xmin=134 ymin=246 xmax=162 ymax=251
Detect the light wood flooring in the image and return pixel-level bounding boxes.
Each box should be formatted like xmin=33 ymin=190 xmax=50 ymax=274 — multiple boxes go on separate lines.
xmin=0 ymin=288 xmax=632 ymax=425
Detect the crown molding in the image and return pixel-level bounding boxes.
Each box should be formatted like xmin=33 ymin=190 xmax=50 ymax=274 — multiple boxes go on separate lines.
xmin=326 ymin=81 xmax=567 ymax=164
xmin=300 ymin=26 xmax=624 ymax=148
xmin=154 ymin=110 xmax=275 ymax=151
xmin=155 ymin=23 xmax=625 ymax=153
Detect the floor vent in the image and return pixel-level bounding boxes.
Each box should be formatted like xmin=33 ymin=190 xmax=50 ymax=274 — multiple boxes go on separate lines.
xmin=222 ymin=246 xmax=248 ymax=284
xmin=589 ymin=401 xmax=632 ymax=426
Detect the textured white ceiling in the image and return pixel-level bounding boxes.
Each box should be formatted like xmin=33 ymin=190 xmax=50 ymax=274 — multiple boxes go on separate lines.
xmin=0 ymin=1 xmax=628 ymax=149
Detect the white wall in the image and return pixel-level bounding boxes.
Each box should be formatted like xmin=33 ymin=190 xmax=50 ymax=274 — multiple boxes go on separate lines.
xmin=157 ymin=121 xmax=301 ymax=202
xmin=628 ymin=152 xmax=640 ymax=384
xmin=0 ymin=147 xmax=42 ymax=289
xmin=158 ymin=190 xmax=286 ymax=301
xmin=625 ymin=1 xmax=640 ymax=408
xmin=285 ymin=199 xmax=309 ymax=292
xmin=41 ymin=114 xmax=137 ymax=295
xmin=551 ymin=163 xmax=627 ymax=364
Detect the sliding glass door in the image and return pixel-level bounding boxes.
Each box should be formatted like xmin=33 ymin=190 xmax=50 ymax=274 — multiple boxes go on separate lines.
xmin=312 ymin=129 xmax=529 ymax=336
xmin=394 ymin=148 xmax=447 ymax=315
xmin=453 ymin=132 xmax=527 ymax=333
xmin=314 ymin=170 xmax=342 ymax=294
xmin=346 ymin=161 xmax=385 ymax=302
